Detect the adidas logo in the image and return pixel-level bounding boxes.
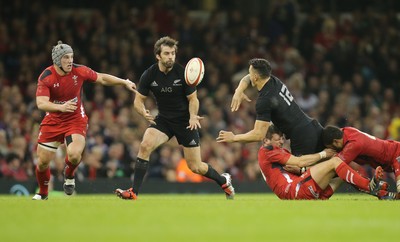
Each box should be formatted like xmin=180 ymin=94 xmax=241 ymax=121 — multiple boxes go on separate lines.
xmin=189 ymin=139 xmax=197 ymax=146
xmin=151 ymin=81 xmax=158 ymax=87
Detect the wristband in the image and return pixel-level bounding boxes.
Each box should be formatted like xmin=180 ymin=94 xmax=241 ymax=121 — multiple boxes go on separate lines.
xmin=319 ymin=151 xmax=327 ymax=159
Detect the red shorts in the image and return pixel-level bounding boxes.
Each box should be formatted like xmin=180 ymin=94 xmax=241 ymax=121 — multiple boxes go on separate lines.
xmin=288 ymin=170 xmax=334 ymax=200
xmin=38 ymin=121 xmax=88 ymax=145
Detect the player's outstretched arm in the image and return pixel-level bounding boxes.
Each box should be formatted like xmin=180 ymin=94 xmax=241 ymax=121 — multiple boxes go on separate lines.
xmin=216 ymin=120 xmax=269 ymax=143
xmin=96 ymin=73 xmax=136 ymax=92
xmin=231 ymin=74 xmax=252 ymax=112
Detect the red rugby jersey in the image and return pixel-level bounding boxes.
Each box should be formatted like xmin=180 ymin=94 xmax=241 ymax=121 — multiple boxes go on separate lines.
xmin=338 ymin=127 xmax=400 ymax=177
xmin=258 ymin=145 xmax=298 ymax=199
xmin=36 ymin=64 xmax=97 ymax=125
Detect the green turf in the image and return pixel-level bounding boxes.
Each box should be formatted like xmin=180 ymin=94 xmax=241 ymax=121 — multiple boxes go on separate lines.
xmin=0 ymin=193 xmax=398 ymax=242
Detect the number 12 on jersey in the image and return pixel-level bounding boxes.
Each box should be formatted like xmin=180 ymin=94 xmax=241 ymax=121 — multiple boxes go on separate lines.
xmin=279 ymin=85 xmax=294 ymax=106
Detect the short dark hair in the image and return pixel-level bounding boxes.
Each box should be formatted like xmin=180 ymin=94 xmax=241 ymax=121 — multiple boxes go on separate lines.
xmin=154 ymin=36 xmax=178 ymax=56
xmin=265 ymin=124 xmax=283 ymax=140
xmin=322 ymin=125 xmax=343 ymax=146
xmin=249 ymin=58 xmax=272 ymax=78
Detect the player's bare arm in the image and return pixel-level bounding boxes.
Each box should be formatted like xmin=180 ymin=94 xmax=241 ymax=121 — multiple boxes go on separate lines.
xmin=285 ymin=148 xmax=336 ymax=168
xmin=186 ymin=91 xmax=203 ymax=130
xmin=282 ymin=165 xmax=302 ymax=175
xmin=133 ymin=92 xmax=155 ymax=125
xmin=36 ymin=96 xmax=77 ymax=113
xmin=217 ymin=120 xmax=270 ymax=143
xmin=96 ymin=73 xmax=136 ymax=92
xmin=231 ymin=74 xmax=252 ymax=112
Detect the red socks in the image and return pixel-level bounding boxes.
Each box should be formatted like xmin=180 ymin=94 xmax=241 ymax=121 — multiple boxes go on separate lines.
xmin=335 ymin=162 xmax=369 ymax=191
xmin=35 ymin=166 xmax=50 ymax=195
xmin=65 ymin=158 xmax=78 ymax=179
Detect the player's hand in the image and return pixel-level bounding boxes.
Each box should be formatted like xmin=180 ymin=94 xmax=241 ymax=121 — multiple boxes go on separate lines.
xmin=283 ymin=165 xmax=302 ymax=175
xmin=231 ymin=91 xmax=251 ymax=112
xmin=143 ymin=109 xmax=156 ymax=125
xmin=187 ymin=115 xmax=203 ymax=130
xmin=216 ymin=130 xmax=235 ymax=143
xmin=60 ymin=99 xmax=78 ymax=112
xmin=324 ymin=148 xmax=337 ymax=158
xmin=124 ymin=79 xmax=137 ymax=92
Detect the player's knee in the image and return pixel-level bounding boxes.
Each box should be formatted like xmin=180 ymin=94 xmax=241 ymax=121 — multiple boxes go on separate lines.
xmin=37 ymin=156 xmax=52 ymax=170
xmin=187 ymin=162 xmax=202 ymax=174
xmin=67 ymin=152 xmax=82 ymax=164
xmin=37 ymin=162 xmax=50 ymax=171
xmin=139 ymin=141 xmax=155 ymax=155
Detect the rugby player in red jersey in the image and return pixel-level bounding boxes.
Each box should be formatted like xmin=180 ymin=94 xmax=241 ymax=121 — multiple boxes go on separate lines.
xmin=258 ymin=125 xmax=393 ymax=200
xmin=323 ymin=125 xmax=400 ymax=199
xmin=32 ymin=41 xmax=136 ymax=200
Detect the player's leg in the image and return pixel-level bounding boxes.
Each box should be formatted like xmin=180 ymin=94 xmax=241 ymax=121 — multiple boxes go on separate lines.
xmin=64 ymin=134 xmax=85 ymax=176
xmin=115 ymin=127 xmax=169 ymax=200
xmin=328 ymin=177 xmax=343 ymax=192
xmin=312 ymin=157 xmax=387 ymax=196
xmin=183 ymin=146 xmax=235 ymax=199
xmin=309 ymin=160 xmax=337 ymax=190
xmin=317 ymin=177 xmax=343 ymax=199
xmin=32 ymin=144 xmax=58 ymax=200
xmin=33 ymin=125 xmax=63 ymax=200
xmin=175 ymin=120 xmax=235 ymax=199
xmin=135 ymin=128 xmax=168 ymax=191
xmin=63 ymin=134 xmax=86 ymax=195
xmin=289 ymin=173 xmax=325 ymax=200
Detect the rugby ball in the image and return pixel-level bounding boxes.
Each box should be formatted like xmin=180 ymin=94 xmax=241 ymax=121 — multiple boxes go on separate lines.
xmin=184 ymin=57 xmax=205 ymax=87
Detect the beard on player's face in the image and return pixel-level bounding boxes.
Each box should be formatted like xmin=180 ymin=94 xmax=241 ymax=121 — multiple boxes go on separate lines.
xmin=161 ymin=59 xmax=174 ymax=68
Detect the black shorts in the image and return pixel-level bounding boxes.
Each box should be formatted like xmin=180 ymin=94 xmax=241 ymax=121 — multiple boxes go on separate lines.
xmin=150 ymin=115 xmax=200 ymax=147
xmin=289 ymin=119 xmax=324 ymax=156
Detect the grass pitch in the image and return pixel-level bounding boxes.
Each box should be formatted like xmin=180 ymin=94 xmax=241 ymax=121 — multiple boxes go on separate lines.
xmin=0 ymin=193 xmax=398 ymax=242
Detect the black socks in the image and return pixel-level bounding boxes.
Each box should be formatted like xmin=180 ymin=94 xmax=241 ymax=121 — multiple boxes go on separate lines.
xmin=132 ymin=158 xmax=149 ymax=195
xmin=204 ymin=164 xmax=226 ymax=186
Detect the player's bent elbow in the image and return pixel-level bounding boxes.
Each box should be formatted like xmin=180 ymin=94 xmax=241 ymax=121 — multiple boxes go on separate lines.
xmin=36 ymin=102 xmax=48 ymax=111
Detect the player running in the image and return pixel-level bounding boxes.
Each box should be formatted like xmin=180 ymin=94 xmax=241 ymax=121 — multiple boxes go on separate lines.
xmin=32 ymin=41 xmax=136 ymax=200
xmin=115 ymin=36 xmax=235 ymax=200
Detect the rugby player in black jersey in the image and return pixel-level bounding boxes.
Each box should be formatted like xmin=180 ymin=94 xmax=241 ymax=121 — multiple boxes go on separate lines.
xmin=115 ymin=36 xmax=235 ymax=200
xmin=217 ymin=58 xmax=324 ymax=156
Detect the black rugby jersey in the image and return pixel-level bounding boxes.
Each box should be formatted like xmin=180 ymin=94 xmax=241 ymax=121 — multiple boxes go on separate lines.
xmin=256 ymin=75 xmax=312 ymax=139
xmin=137 ymin=63 xmax=196 ymax=120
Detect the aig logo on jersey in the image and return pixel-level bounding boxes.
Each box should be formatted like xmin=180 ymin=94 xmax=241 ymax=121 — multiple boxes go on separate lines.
xmin=161 ymin=87 xmax=173 ymax=93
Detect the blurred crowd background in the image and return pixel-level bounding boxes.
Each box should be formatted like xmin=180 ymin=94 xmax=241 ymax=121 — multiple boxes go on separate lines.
xmin=1 ymin=0 xmax=400 ymax=184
